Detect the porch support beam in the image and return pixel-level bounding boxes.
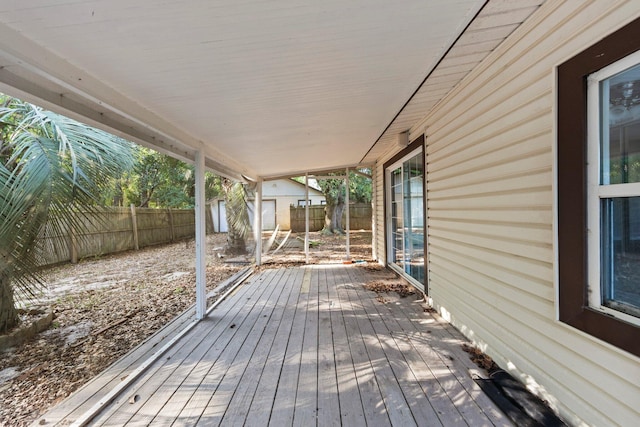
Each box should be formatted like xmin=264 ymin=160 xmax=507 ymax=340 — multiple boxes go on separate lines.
xmin=263 ymin=164 xmax=373 ymax=182
xmin=305 ymin=173 xmax=310 ymax=264
xmin=371 ymin=165 xmax=377 ymax=260
xmin=254 ymin=177 xmax=263 ymax=266
xmin=310 ymin=174 xmax=346 ymax=180
xmin=194 ymin=147 xmax=207 ymax=319
xmin=351 ymin=169 xmax=372 ymax=179
xmin=345 ymin=167 xmax=351 ymax=260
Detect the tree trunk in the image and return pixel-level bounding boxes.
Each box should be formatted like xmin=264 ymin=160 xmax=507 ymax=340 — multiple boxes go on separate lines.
xmin=0 ymin=268 xmax=19 ymax=333
xmin=112 ymin=181 xmax=124 ymax=207
xmin=334 ymin=202 xmax=344 ymax=232
xmin=140 ymin=189 xmax=150 ymax=208
xmin=321 ymin=198 xmax=345 ymax=235
xmin=322 ymin=203 xmax=336 ymax=234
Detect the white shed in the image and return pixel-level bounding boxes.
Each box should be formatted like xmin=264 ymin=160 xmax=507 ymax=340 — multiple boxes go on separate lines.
xmin=211 ymin=178 xmax=324 ymax=232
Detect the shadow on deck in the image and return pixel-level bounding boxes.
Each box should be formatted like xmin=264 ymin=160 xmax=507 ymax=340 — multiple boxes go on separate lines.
xmin=38 ymin=264 xmax=513 ymax=427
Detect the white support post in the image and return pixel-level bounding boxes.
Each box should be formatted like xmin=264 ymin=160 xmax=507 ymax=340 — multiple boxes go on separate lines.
xmin=371 ymin=166 xmax=377 ymax=260
xmin=305 ymin=173 xmax=310 ymax=264
xmin=254 ymin=177 xmax=263 ymax=266
xmin=345 ymin=167 xmax=350 ymax=260
xmin=194 ymin=148 xmax=207 ymax=320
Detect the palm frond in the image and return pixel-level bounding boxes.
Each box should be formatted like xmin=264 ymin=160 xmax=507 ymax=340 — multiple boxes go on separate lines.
xmin=0 ymin=98 xmax=134 ymax=303
xmin=225 ymin=181 xmax=252 ymax=241
xmin=0 ymin=137 xmax=56 ymax=299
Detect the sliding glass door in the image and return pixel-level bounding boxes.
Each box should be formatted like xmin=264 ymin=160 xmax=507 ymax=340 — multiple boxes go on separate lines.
xmin=387 ymin=149 xmax=425 ymax=290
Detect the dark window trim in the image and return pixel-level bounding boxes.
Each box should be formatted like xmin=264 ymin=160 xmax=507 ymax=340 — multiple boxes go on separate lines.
xmin=383 ymin=135 xmax=427 ymax=291
xmin=557 ymin=17 xmax=640 ymax=357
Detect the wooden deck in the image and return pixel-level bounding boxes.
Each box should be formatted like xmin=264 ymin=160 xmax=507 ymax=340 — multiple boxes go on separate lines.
xmin=42 ymin=265 xmax=513 ymax=426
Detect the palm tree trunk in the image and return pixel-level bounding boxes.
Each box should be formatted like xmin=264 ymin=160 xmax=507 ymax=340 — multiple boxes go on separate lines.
xmin=226 ymin=229 xmax=247 ymax=255
xmin=0 ymin=267 xmax=19 ymax=333
xmin=222 ymin=180 xmax=250 ymax=255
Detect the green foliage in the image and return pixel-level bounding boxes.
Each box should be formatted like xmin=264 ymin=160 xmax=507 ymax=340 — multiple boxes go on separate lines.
xmin=349 ymin=169 xmax=372 ymax=203
xmin=117 ymin=146 xmax=222 ymax=208
xmin=0 ymin=93 xmax=134 ymax=330
xmin=295 ymin=168 xmax=371 ymax=203
xmin=312 ymin=169 xmax=371 ymax=234
xmin=317 ymin=175 xmax=345 ymax=205
xmin=607 ymin=154 xmax=640 ymax=184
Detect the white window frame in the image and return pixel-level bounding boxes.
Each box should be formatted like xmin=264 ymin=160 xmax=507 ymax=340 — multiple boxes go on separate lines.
xmin=587 ymin=49 xmax=640 ymax=326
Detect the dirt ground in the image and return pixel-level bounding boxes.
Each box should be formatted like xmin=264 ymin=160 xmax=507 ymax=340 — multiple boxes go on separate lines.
xmin=0 ymin=230 xmax=372 ymax=426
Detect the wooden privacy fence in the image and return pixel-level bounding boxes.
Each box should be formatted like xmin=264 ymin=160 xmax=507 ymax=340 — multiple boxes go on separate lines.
xmin=37 ymin=205 xmax=214 ymax=267
xmin=289 ymin=203 xmax=372 ymax=232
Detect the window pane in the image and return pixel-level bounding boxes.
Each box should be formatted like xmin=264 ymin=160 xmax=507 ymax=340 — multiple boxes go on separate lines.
xmin=390 ymin=168 xmax=403 ymax=269
xmin=388 ymin=152 xmax=424 ymax=285
xmin=601 ymin=197 xmax=640 ymax=317
xmin=601 ymin=63 xmax=640 ymax=184
xmin=402 ymin=153 xmax=424 ymax=284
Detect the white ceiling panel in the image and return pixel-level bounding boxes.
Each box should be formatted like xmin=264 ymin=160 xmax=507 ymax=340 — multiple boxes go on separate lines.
xmin=362 ymin=0 xmax=544 ymax=163
xmin=0 ymin=0 xmax=542 ymax=179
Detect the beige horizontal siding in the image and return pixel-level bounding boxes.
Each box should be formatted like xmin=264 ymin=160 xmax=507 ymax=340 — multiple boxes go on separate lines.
xmin=429 ymin=236 xmax=553 ymax=297
xmin=429 ymin=206 xmax=552 ymax=226
xmin=428 ymin=267 xmax=636 ymax=427
xmin=375 ymin=1 xmax=640 ymax=426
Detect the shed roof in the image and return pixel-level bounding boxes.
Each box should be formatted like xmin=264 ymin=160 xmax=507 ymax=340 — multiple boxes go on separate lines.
xmin=0 ymin=0 xmax=543 ymax=180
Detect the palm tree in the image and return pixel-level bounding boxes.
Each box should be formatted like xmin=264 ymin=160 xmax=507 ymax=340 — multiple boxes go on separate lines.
xmin=221 ymin=179 xmax=253 ymax=255
xmin=0 ymin=96 xmax=133 ymax=332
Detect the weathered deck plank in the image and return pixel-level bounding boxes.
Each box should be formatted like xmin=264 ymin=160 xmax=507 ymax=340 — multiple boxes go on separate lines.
xmin=390 ymin=284 xmax=514 ymax=427
xmin=196 ymin=268 xmax=289 ymax=426
xmin=218 ymin=268 xmax=297 ymax=426
xmin=42 ymin=264 xmax=515 ymax=427
xmin=164 ymin=268 xmax=287 ymax=426
xmin=91 ymin=269 xmax=273 ymax=426
xmin=325 ymin=265 xmax=367 ymax=427
xmin=168 ymin=268 xmax=282 ymax=426
xmin=315 ymin=266 xmax=341 ymax=427
xmin=344 ymin=267 xmax=445 ymax=426
xmin=243 ymin=267 xmax=304 ymax=427
xmin=357 ymin=268 xmax=505 ymax=427
xmin=363 ymin=305 xmax=459 ymax=425
xmin=292 ymin=266 xmax=319 ymax=426
xmin=333 ymin=266 xmax=391 ymax=427
xmin=267 ymin=267 xmax=312 ymax=426
xmin=41 ymin=268 xmax=251 ymax=426
xmin=341 ymin=266 xmax=418 ymax=426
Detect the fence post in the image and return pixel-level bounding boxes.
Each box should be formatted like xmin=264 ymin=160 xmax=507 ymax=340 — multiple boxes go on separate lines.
xmin=167 ymin=208 xmax=175 ymax=242
xmin=130 ymin=204 xmax=139 ymax=250
xmin=68 ymin=225 xmax=78 ymax=264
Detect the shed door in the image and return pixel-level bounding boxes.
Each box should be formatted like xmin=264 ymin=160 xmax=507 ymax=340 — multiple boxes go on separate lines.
xmin=218 ymin=200 xmax=228 ymax=232
xmin=262 ymin=200 xmax=276 ymax=230
xmin=222 ymin=199 xmax=275 ymax=232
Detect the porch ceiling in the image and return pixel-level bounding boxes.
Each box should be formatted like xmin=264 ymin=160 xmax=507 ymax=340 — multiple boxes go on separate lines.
xmin=0 ymin=1 xmax=541 ymax=180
